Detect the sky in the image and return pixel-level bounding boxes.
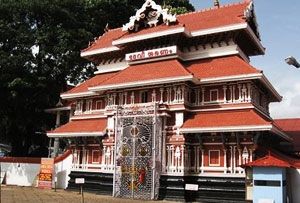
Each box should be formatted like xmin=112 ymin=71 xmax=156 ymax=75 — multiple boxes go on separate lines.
xmin=189 ymin=0 xmax=300 ymax=119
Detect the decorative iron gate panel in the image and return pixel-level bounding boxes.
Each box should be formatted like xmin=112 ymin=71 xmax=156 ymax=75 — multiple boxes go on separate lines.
xmin=113 ymin=103 xmax=161 ymax=200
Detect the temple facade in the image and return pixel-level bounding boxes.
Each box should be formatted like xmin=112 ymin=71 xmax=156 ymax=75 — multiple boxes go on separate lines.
xmin=46 ymin=0 xmax=293 ymax=201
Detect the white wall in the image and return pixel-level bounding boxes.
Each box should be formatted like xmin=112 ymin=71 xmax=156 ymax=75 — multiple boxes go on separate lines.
xmin=0 ymin=162 xmax=40 ymax=186
xmin=289 ymin=168 xmax=300 ymax=203
xmin=0 ymin=153 xmax=73 ymax=189
xmin=53 ymin=153 xmax=72 ymax=189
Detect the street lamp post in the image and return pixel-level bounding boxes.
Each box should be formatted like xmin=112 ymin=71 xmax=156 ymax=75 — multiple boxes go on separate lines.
xmin=285 ymin=56 xmax=300 ymax=68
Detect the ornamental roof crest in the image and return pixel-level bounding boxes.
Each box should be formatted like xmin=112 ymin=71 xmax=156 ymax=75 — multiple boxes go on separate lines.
xmin=122 ymin=0 xmax=177 ymax=32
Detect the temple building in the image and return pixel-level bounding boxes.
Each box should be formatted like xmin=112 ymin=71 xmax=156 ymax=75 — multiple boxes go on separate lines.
xmin=46 ymin=0 xmax=297 ymax=201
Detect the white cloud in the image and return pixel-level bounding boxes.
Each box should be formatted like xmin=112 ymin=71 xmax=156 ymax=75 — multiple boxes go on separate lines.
xmin=270 ymin=80 xmax=300 ymax=119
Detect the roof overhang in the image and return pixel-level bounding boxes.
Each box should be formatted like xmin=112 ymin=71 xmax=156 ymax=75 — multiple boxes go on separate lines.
xmin=198 ymin=73 xmax=262 ymax=84
xmin=47 ymin=132 xmax=105 ymax=138
xmin=180 ymin=124 xmax=273 ymax=134
xmin=197 ymin=73 xmax=281 ymax=102
xmin=81 ymin=46 xmax=120 ymax=58
xmin=61 ymin=91 xmax=97 ymax=100
xmin=191 ymin=23 xmax=265 ymax=55
xmin=112 ymin=27 xmax=188 ymax=46
xmin=191 ymin=23 xmax=247 ymax=37
xmin=45 ymin=106 xmax=71 ymax=113
xmin=88 ymin=75 xmax=196 ymax=91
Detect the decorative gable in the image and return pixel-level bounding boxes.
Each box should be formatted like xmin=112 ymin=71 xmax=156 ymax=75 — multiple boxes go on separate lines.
xmin=122 ymin=0 xmax=176 ymax=32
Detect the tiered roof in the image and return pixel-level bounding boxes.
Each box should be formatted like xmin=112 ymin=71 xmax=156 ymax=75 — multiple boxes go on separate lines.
xmin=47 ymin=118 xmax=107 ymax=137
xmin=181 ymin=109 xmax=291 ymax=141
xmin=274 ymin=118 xmax=300 ymax=151
xmin=89 ymin=59 xmax=193 ymax=91
xmin=82 ymin=1 xmax=259 ymax=56
xmin=185 ymin=55 xmax=261 ymax=81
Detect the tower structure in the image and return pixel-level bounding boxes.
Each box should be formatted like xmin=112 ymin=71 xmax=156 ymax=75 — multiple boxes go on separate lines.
xmin=47 ymin=1 xmax=292 ymax=201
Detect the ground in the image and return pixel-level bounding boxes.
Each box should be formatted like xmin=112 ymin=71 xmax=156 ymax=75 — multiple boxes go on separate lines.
xmin=0 ymin=185 xmax=174 ymax=203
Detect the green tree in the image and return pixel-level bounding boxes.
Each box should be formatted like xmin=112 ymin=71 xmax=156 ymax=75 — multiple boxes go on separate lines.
xmin=0 ymin=0 xmax=194 ymax=156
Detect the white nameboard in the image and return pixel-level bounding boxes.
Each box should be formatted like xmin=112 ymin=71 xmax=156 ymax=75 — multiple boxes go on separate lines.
xmin=185 ymin=184 xmax=199 ymax=191
xmin=125 ymin=46 xmax=177 ymax=61
xmin=75 ymin=178 xmax=85 ymax=184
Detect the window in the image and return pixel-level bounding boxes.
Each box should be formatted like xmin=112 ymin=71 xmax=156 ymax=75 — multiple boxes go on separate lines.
xmin=210 ymin=89 xmax=219 ymax=102
xmin=75 ymin=100 xmax=83 ymax=114
xmin=209 ymin=150 xmax=220 ymax=166
xmin=85 ymin=100 xmax=92 ymax=112
xmin=92 ymin=150 xmax=100 ymax=163
xmin=140 ymin=91 xmax=148 ymax=103
xmin=254 ymin=180 xmax=281 ymax=187
xmin=96 ymin=100 xmax=102 ymax=110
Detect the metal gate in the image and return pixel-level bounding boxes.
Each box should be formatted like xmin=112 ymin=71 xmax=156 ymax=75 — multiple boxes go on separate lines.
xmin=113 ymin=103 xmax=161 ymax=200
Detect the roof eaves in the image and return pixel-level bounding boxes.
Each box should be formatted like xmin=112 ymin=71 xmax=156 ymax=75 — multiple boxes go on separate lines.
xmin=81 ymin=46 xmax=120 ymax=58
xmin=61 ymin=91 xmax=97 ymax=100
xmin=47 ymin=132 xmax=105 ymax=138
xmin=191 ymin=22 xmax=247 ymax=37
xmin=89 ymin=75 xmax=194 ymax=91
xmin=112 ymin=27 xmax=186 ymax=46
xmin=260 ymin=75 xmax=282 ymax=102
xmin=180 ymin=124 xmax=272 ymax=133
xmin=198 ymin=72 xmax=263 ymax=84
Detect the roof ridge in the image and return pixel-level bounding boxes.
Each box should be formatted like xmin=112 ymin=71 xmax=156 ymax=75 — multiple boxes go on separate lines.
xmin=177 ymin=0 xmax=249 ymax=17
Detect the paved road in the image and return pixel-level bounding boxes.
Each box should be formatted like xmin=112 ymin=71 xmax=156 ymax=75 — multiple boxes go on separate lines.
xmin=0 ymin=185 xmax=174 ymax=203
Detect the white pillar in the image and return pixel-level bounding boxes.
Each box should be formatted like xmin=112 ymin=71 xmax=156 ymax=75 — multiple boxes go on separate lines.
xmin=171 ymin=145 xmax=175 ymax=168
xmin=181 ymin=145 xmax=185 ymax=172
xmin=247 ymin=83 xmax=251 ymax=102
xmin=130 ymin=92 xmax=134 ymax=104
xmin=124 ymin=92 xmax=127 ymax=105
xmin=201 ymin=87 xmax=205 ymax=105
xmin=223 ymin=85 xmax=227 ymax=103
xmin=102 ymin=146 xmax=106 ymax=166
xmin=238 ymin=84 xmax=242 ymax=102
xmin=230 ymin=146 xmax=233 ymax=173
xmin=201 ymin=149 xmax=204 ymax=173
xmin=250 ymin=149 xmax=253 ymax=162
xmin=232 ymin=85 xmax=236 ymax=103
xmin=223 ymin=149 xmax=227 ymax=174
xmin=159 ymin=88 xmax=164 ymax=103
xmin=233 ymin=146 xmax=236 ymax=174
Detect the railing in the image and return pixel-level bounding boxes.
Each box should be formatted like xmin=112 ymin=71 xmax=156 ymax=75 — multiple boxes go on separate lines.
xmin=71 ymin=163 xmax=114 ymax=173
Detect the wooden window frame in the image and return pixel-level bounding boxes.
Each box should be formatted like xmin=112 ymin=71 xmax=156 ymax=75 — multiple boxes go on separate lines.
xmin=209 ymin=150 xmax=220 ymax=166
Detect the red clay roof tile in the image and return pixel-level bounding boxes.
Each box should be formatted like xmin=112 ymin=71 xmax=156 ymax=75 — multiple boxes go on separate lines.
xmin=62 ymin=72 xmax=118 ymax=95
xmin=244 ymin=153 xmax=292 ymax=168
xmin=274 ymin=118 xmax=300 ymax=151
xmin=49 ymin=118 xmax=107 ymax=134
xmin=182 ymin=109 xmax=271 ymax=129
xmin=82 ymin=1 xmax=250 ymax=53
xmin=185 ymin=55 xmax=261 ymax=79
xmin=91 ymin=59 xmax=192 ymax=88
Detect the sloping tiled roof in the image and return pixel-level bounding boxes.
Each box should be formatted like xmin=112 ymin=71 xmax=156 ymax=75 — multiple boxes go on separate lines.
xmin=90 ymin=59 xmax=193 ymax=90
xmin=185 ymin=55 xmax=261 ymax=80
xmin=182 ymin=109 xmax=271 ymax=129
xmin=177 ymin=1 xmax=248 ymax=32
xmin=62 ymin=72 xmax=118 ymax=95
xmin=82 ymin=1 xmax=250 ymax=53
xmin=244 ymin=152 xmax=293 ymax=168
xmin=47 ymin=118 xmax=107 ymax=137
xmin=274 ymin=118 xmax=300 ymax=151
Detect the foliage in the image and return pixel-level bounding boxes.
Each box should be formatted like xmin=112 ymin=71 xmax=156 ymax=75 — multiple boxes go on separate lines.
xmin=0 ymin=0 xmax=194 ymax=156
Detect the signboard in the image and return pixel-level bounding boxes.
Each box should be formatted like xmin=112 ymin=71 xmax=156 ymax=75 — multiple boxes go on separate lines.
xmin=38 ymin=158 xmax=54 ymax=189
xmin=75 ymin=178 xmax=85 ymax=184
xmin=125 ymin=46 xmax=177 ymax=62
xmin=185 ymin=184 xmax=199 ymax=191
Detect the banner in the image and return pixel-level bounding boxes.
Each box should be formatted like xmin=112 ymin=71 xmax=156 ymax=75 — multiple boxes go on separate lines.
xmin=38 ymin=158 xmax=54 ymax=189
